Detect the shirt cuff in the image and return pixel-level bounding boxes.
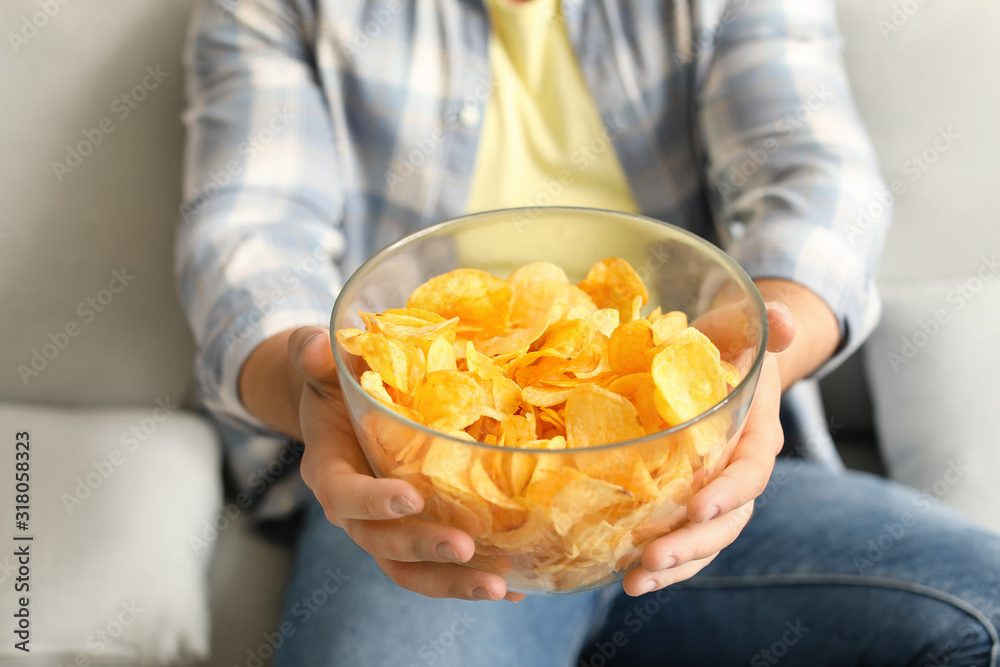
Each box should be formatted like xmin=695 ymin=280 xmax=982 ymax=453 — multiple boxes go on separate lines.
xmin=195 ymin=291 xmax=339 ymax=437
xmin=726 ymin=218 xmax=882 ymax=379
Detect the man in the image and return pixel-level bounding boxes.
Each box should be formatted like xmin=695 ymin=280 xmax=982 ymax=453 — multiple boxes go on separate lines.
xmin=176 ymin=0 xmax=1000 ymax=664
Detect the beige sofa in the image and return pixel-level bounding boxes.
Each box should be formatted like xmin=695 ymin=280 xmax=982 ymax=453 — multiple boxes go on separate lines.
xmin=1 ymin=0 xmax=997 ymax=664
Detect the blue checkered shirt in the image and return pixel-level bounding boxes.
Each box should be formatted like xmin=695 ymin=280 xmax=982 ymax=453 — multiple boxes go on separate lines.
xmin=176 ymin=0 xmax=890 ymax=518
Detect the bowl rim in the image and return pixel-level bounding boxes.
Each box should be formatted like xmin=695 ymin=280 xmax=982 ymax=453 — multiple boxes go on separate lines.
xmin=331 ymin=205 xmax=768 ymax=454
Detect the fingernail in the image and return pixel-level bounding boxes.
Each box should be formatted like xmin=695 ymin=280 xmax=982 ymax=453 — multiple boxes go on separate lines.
xmin=390 ymin=495 xmax=417 ymax=516
xmin=700 ymin=505 xmax=721 ymax=523
xmin=639 ymin=579 xmax=656 ymax=595
xmin=472 ymin=587 xmax=498 ymax=601
xmin=437 ymin=542 xmax=462 ymax=563
xmin=302 ymin=332 xmax=324 ymax=351
xmin=659 ymin=556 xmax=677 ymax=570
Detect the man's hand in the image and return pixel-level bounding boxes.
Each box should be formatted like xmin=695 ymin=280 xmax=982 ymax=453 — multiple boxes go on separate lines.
xmin=623 ymin=279 xmax=839 ymax=596
xmin=240 ymin=327 xmax=524 ymax=602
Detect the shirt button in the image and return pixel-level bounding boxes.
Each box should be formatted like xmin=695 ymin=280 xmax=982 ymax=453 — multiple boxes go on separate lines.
xmin=458 ymin=102 xmax=481 ymax=127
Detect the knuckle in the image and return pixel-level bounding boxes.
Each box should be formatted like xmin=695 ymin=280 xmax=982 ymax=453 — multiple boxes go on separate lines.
xmin=358 ymin=492 xmax=380 ymax=519
xmin=408 ymin=536 xmax=428 ymax=562
xmin=344 ymin=520 xmax=377 ymax=555
xmin=321 ymin=504 xmax=342 ymax=528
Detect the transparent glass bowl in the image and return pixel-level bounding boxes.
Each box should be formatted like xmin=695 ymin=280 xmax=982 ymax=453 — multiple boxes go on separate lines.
xmin=331 ymin=207 xmax=767 ymax=594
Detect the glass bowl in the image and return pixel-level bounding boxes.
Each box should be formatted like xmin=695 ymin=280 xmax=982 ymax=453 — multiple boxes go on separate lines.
xmin=331 ymin=207 xmax=767 ymax=594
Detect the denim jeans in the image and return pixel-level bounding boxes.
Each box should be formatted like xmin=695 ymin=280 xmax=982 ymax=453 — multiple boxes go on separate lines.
xmin=273 ymin=459 xmax=1000 ymax=667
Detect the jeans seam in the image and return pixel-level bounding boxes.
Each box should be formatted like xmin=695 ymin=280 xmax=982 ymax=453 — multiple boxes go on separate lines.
xmin=678 ymin=573 xmax=999 ymax=667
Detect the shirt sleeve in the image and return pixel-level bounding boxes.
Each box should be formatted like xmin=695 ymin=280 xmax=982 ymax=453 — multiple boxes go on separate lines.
xmin=175 ymin=0 xmax=345 ymax=435
xmin=695 ymin=0 xmax=890 ymax=376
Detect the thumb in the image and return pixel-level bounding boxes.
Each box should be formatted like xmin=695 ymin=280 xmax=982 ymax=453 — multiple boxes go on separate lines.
xmin=288 ymin=326 xmax=338 ymax=382
xmin=765 ymin=301 xmax=795 ymax=353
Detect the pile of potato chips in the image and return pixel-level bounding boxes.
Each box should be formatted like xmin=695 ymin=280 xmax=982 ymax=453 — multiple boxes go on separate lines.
xmin=337 ymin=258 xmax=742 ymax=592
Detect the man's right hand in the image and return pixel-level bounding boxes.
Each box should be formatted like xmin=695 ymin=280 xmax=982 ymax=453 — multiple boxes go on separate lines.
xmin=241 ymin=326 xmax=523 ymax=602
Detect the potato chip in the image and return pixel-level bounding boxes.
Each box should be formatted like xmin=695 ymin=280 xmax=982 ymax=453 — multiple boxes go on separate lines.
xmin=335 ymin=328 xmax=367 ymax=356
xmin=407 ymin=268 xmax=512 ymax=333
xmin=565 ymin=385 xmax=645 ymax=448
xmin=511 ymin=280 xmax=595 ymax=328
xmin=664 ymin=326 xmax=721 ymax=361
xmin=550 ymin=477 xmax=631 ymax=536
xmin=422 ymin=438 xmax=475 ymax=496
xmin=720 ymin=359 xmax=742 ymax=386
xmin=412 ymin=370 xmax=485 ymax=432
xmin=606 ymin=373 xmax=662 ymax=434
xmin=650 ymin=310 xmax=688 ymax=345
xmin=363 ymin=310 xmax=459 ymax=351
xmin=506 ymin=261 xmax=570 ymax=294
xmin=577 ymin=258 xmax=649 ymax=322
xmin=470 ymin=459 xmax=523 ymax=510
xmin=426 ymin=337 xmax=458 ymax=372
xmin=608 ymin=319 xmax=655 ymax=375
xmin=584 ymin=308 xmax=621 ymax=338
xmin=353 ymin=332 xmax=425 ymax=394
xmin=360 ymin=370 xmax=394 ymax=406
xmin=466 ymin=342 xmax=522 ymax=418
xmin=651 ymin=342 xmax=726 ymax=426
xmin=525 ymin=466 xmax=586 ymax=507
xmin=521 ymin=384 xmax=574 ymax=408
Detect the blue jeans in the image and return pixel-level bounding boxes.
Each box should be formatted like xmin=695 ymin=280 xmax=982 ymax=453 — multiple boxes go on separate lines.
xmin=273 ymin=460 xmax=1000 ymax=666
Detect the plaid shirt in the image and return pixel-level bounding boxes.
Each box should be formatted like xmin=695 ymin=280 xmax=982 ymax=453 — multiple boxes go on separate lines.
xmin=176 ymin=0 xmax=890 ymax=519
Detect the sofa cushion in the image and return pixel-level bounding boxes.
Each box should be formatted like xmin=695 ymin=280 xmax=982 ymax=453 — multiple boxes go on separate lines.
xmin=864 ymin=277 xmax=1000 ymax=534
xmin=0 ymin=0 xmax=196 ymax=407
xmin=0 ymin=403 xmax=221 ymax=665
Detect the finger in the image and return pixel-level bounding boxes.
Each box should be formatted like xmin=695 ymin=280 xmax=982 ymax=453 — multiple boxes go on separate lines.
xmin=377 ymin=558 xmax=511 ymax=601
xmin=341 ymin=516 xmax=477 ymax=564
xmin=623 ymin=551 xmax=720 ymax=596
xmin=764 ymin=301 xmax=795 ymax=353
xmin=687 ymin=355 xmax=782 ymax=523
xmin=640 ymin=501 xmax=754 ymax=572
xmin=288 ymin=326 xmax=337 ymax=382
xmin=301 ymin=444 xmax=424 ymax=523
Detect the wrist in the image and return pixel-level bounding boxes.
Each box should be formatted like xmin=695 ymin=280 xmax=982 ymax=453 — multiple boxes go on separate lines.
xmin=238 ymin=329 xmax=307 ymax=440
xmin=753 ymin=278 xmax=839 ymax=390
